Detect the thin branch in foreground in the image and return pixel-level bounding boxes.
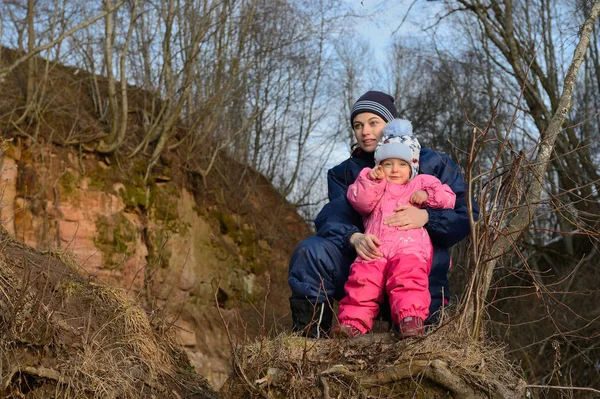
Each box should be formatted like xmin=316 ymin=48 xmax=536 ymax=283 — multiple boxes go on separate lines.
xmin=526 ymin=384 xmax=600 ymax=394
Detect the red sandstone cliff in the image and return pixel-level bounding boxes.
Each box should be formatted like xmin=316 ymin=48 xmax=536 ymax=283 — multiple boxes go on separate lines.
xmin=0 ymin=138 xmax=310 ymax=388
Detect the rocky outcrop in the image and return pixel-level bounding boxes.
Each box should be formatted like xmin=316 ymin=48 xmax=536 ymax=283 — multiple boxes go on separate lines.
xmin=0 ymin=139 xmax=307 ymax=389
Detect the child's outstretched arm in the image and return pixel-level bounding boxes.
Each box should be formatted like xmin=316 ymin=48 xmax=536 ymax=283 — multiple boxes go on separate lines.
xmin=346 ymin=167 xmax=387 ymax=216
xmin=415 ymin=174 xmax=456 ymax=209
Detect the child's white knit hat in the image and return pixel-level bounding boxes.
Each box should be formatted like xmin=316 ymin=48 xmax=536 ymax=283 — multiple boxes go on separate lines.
xmin=374 ymin=119 xmax=421 ymax=181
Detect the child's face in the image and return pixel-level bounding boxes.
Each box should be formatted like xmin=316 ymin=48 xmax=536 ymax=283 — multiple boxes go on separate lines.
xmin=380 ymin=158 xmax=411 ymax=184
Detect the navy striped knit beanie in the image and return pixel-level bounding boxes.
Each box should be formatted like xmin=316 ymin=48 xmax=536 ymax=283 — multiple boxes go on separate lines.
xmin=350 ymin=91 xmax=398 ymax=125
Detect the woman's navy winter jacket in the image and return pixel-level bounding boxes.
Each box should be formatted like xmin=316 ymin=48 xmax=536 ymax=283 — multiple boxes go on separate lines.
xmin=288 ymin=147 xmax=478 ymax=320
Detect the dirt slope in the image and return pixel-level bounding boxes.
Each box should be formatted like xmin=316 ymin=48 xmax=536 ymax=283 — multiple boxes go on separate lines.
xmin=0 ymin=230 xmax=217 ymax=398
xmin=0 ymin=46 xmax=312 ymax=389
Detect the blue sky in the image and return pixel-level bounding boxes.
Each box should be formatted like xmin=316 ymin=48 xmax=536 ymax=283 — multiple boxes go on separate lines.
xmin=322 ymin=0 xmax=449 ymax=158
xmin=347 ymin=0 xmax=449 ymax=60
xmin=297 ymin=0 xmax=455 ymax=218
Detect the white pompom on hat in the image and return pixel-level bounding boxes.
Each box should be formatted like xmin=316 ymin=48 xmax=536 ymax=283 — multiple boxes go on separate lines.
xmin=374 ymin=119 xmax=421 ymax=181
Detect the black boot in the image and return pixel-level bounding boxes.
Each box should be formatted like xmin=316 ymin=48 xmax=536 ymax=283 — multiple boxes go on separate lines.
xmin=290 ymin=298 xmax=333 ymax=338
xmin=378 ymin=295 xmax=393 ymax=331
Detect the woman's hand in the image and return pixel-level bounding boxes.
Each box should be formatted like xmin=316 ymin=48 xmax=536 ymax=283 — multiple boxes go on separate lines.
xmin=383 ymin=205 xmax=429 ymax=231
xmin=369 ymin=165 xmax=385 ymax=180
xmin=410 ymin=190 xmax=428 ymax=205
xmin=349 ymin=233 xmax=382 ymax=261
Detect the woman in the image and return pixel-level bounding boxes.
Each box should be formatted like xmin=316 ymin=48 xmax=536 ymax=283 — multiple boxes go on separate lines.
xmin=288 ymin=91 xmax=476 ymax=338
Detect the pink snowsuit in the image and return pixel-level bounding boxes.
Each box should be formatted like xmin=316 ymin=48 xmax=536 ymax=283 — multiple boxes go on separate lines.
xmin=338 ymin=168 xmax=456 ymax=333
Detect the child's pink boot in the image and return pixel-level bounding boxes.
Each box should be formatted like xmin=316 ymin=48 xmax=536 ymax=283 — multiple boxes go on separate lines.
xmin=333 ymin=323 xmax=363 ymax=338
xmin=398 ymin=317 xmax=424 ymax=339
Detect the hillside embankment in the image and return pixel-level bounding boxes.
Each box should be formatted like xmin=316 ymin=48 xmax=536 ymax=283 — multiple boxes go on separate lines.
xmin=0 ymin=231 xmax=217 ymax=398
xmin=0 ymin=46 xmax=311 ymax=390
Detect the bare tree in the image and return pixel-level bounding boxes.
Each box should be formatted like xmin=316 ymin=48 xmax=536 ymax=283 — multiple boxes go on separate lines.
xmin=458 ymin=0 xmax=600 ymax=339
xmin=333 ymin=35 xmax=372 ymax=146
xmin=25 ymin=0 xmax=35 ymax=112
xmin=448 ymin=0 xmax=600 ymax=219
xmin=96 ymin=0 xmax=140 ymax=153
xmin=0 ymin=1 xmax=125 ymax=81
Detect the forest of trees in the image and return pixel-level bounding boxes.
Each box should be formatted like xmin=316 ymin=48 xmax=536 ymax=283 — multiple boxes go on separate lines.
xmin=1 ymin=0 xmax=600 ymax=393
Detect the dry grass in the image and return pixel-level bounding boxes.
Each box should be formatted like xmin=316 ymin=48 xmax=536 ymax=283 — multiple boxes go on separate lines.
xmin=0 ymin=230 xmax=215 ymax=398
xmin=221 ymin=315 xmax=526 ymax=399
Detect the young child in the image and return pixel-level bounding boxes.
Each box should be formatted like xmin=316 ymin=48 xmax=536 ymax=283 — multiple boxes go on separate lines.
xmin=335 ymin=119 xmax=456 ymax=339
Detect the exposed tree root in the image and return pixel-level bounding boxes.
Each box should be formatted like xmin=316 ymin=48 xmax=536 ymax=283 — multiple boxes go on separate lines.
xmin=221 ymin=326 xmax=528 ymax=399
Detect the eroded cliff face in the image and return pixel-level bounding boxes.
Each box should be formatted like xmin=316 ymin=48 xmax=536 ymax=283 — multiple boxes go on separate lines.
xmin=0 ymin=139 xmax=308 ymax=389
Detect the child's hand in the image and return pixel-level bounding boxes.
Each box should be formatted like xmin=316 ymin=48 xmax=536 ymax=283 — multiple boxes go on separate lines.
xmin=369 ymin=165 xmax=384 ymax=180
xmin=410 ymin=190 xmax=428 ymax=205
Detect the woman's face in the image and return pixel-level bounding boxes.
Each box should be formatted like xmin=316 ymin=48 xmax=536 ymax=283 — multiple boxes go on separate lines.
xmin=352 ymin=112 xmax=386 ymax=153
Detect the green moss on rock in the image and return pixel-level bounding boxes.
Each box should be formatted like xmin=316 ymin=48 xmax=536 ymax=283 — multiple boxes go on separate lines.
xmin=152 ymin=183 xmax=179 ymax=225
xmin=207 ymin=210 xmax=268 ymax=274
xmin=116 ymin=177 xmax=180 ymax=233
xmin=238 ymin=225 xmax=259 ymax=270
xmin=94 ymin=214 xmax=137 ymax=269
xmin=209 ymin=210 xmax=238 ymax=235
xmin=147 ymin=227 xmax=172 ymax=269
xmin=59 ymin=171 xmax=77 ymax=196
xmin=119 ymin=177 xmax=150 ymax=210
xmin=88 ymin=170 xmax=110 ymax=190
